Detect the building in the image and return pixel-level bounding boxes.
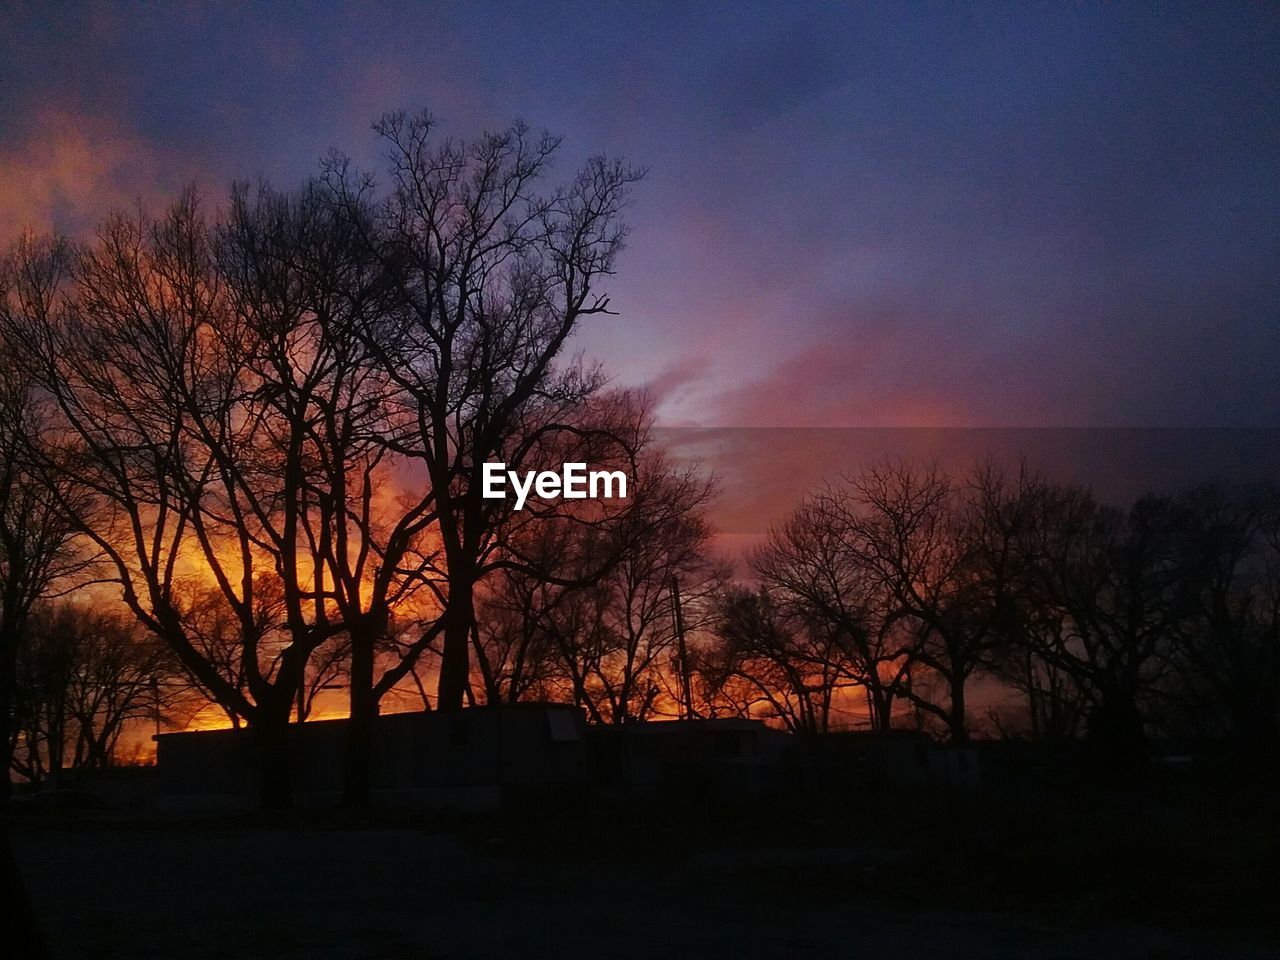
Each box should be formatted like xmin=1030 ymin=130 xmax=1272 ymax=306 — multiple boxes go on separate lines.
xmin=586 ymin=717 xmax=793 ymax=797
xmin=155 ymin=703 xmax=588 ymax=811
xmin=800 ymin=729 xmax=982 ymax=791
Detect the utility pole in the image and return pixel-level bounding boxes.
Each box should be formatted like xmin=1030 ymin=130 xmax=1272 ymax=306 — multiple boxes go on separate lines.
xmin=671 ymin=576 xmax=694 ymax=721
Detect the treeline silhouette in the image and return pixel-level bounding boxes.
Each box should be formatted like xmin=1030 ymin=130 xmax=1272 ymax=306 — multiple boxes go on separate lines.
xmin=706 ymin=464 xmax=1280 ymax=766
xmin=1 ymin=111 xmax=1276 ymax=812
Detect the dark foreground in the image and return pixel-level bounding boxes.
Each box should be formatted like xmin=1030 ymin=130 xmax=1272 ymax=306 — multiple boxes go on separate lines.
xmin=7 ymin=780 xmax=1279 ymax=959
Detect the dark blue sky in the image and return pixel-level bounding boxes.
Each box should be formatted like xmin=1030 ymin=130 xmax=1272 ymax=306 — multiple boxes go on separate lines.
xmin=3 ymin=2 xmax=1277 ymax=426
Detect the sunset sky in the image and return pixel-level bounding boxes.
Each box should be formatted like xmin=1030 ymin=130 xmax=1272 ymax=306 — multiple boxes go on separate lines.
xmin=3 ymin=2 xmax=1277 ymax=436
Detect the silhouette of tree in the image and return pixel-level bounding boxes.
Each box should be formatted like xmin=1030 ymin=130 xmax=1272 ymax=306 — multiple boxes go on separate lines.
xmin=11 ymin=602 xmax=177 ymax=783
xmin=4 ymin=107 xmax=647 ymax=806
xmin=323 ymin=111 xmax=643 ymax=712
xmin=0 ymin=239 xmax=93 ymax=801
xmin=1165 ymin=482 xmax=1280 ymax=753
xmin=1018 ymin=485 xmax=1186 ymax=763
xmin=7 ymin=192 xmax=391 ymax=806
xmin=548 ymin=455 xmax=719 ymax=723
xmin=802 ymin=461 xmax=1037 ymax=742
xmin=471 ymin=397 xmax=721 ymax=722
xmin=707 ymin=586 xmax=847 ymax=733
xmin=750 ymin=494 xmax=911 ymax=731
xmin=219 ymin=182 xmax=442 ymax=807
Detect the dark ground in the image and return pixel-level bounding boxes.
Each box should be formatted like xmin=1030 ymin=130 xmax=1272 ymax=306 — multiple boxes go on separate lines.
xmin=6 ymin=779 xmax=1279 ymax=959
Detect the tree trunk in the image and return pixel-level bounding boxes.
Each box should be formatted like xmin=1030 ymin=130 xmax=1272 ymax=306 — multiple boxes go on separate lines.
xmin=254 ymin=702 xmax=294 ymax=810
xmin=948 ymin=672 xmax=968 ymax=744
xmin=1090 ymin=684 xmax=1147 ymax=770
xmin=0 ymin=704 xmax=13 ymax=803
xmin=0 ymin=644 xmax=14 ymax=803
xmin=437 ymin=577 xmax=474 ymax=711
xmin=342 ymin=630 xmax=377 ymax=808
xmin=870 ymin=685 xmax=894 ymax=732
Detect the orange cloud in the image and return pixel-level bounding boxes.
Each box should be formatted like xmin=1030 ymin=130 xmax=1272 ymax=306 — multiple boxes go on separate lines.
xmin=0 ymin=106 xmax=191 ymax=244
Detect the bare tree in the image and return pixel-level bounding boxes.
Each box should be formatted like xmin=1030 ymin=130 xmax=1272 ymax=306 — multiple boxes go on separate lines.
xmin=1019 ymin=485 xmax=1185 ymax=762
xmin=986 ymin=634 xmax=1088 ymax=744
xmin=11 ymin=602 xmax=177 ymax=784
xmin=707 ymin=586 xmax=848 ymax=734
xmin=750 ymin=495 xmax=911 ymax=731
xmin=218 ymin=182 xmax=442 ymax=806
xmin=810 ymin=461 xmax=1037 ymax=743
xmin=0 ymin=238 xmax=92 ymax=800
xmin=472 ymin=569 xmax=566 ymax=706
xmin=1165 ymin=482 xmax=1280 ymax=752
xmin=471 ymin=401 xmax=721 ymax=723
xmin=324 ymin=111 xmax=643 ymax=711
xmin=556 ymin=458 xmax=719 ymax=723
xmin=7 ymin=194 xmax=387 ymax=806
